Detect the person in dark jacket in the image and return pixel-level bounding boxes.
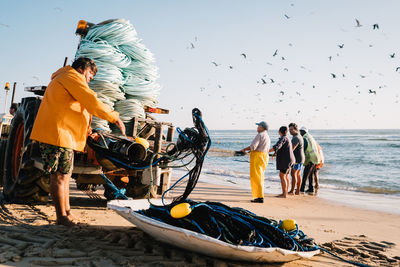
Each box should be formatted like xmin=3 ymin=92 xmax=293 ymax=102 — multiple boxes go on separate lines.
xmin=269 ymin=126 xmax=295 ymax=198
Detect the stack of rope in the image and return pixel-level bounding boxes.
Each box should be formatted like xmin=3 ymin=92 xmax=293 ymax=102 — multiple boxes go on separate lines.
xmin=75 ymin=19 xmax=160 ymax=133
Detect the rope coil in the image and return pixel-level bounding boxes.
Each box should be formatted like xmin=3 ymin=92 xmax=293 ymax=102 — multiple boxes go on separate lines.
xmin=75 ymin=18 xmax=160 ymax=131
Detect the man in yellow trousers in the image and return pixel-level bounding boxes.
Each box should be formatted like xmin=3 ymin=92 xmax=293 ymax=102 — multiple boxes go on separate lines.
xmin=241 ymin=121 xmax=270 ymax=203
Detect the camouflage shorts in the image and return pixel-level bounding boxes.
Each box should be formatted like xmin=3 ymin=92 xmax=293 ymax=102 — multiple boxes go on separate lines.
xmin=39 ymin=143 xmax=74 ymax=175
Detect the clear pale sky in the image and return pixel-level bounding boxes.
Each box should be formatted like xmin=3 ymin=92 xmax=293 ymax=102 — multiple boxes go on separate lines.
xmin=0 ymin=0 xmax=399 ymax=130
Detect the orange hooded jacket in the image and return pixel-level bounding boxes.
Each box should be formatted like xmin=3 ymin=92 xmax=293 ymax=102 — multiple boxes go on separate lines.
xmin=30 ymin=66 xmax=119 ymax=152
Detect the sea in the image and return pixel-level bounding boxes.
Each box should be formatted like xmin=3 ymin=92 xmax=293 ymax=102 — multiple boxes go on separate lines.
xmin=173 ymin=129 xmax=400 ymax=214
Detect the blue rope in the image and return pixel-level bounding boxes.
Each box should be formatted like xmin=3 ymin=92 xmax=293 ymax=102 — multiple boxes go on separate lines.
xmin=161 ymin=172 xmax=190 ymax=205
xmin=176 ymin=127 xmax=194 ymax=144
xmin=100 ymin=173 xmax=128 ymax=200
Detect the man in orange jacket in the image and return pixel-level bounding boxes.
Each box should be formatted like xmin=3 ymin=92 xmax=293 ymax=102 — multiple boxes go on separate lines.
xmin=31 ymin=57 xmax=125 ymax=226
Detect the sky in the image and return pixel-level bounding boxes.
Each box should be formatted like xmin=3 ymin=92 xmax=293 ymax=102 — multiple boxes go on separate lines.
xmin=0 ymin=0 xmax=399 ymax=130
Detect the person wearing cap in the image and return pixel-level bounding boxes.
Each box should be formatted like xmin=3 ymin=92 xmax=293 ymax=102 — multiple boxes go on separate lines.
xmin=269 ymin=126 xmax=295 ymax=198
xmin=299 ymin=127 xmax=321 ymax=194
xmin=240 ymin=121 xmax=270 ymax=203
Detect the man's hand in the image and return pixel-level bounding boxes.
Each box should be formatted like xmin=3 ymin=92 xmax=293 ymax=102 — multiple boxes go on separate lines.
xmin=115 ymin=118 xmax=126 ymax=136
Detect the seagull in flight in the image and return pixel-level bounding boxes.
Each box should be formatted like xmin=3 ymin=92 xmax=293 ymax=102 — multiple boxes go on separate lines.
xmin=331 ymin=73 xmax=336 ymax=78
xmin=211 ymin=62 xmax=219 ymax=66
xmin=390 ymin=53 xmax=395 ymax=58
xmin=284 ymin=14 xmax=290 ymax=19
xmin=373 ymin=24 xmax=379 ymax=30
xmin=273 ymin=49 xmax=278 ymax=57
xmin=241 ymin=53 xmax=247 ymax=59
xmin=355 ymin=19 xmax=362 ymax=27
xmin=338 ymin=44 xmax=344 ymax=49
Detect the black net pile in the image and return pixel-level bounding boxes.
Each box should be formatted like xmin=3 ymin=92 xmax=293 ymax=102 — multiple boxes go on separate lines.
xmin=137 ymin=200 xmax=318 ymax=251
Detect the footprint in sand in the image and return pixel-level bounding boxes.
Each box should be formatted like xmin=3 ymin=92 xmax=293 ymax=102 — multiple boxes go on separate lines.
xmin=322 ymin=235 xmax=399 ymax=266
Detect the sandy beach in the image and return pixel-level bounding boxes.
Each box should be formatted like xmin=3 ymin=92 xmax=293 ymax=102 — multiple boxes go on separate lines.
xmin=0 ymin=178 xmax=398 ymax=267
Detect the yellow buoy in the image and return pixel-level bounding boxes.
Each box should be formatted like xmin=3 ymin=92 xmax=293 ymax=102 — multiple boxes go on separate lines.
xmin=135 ymin=137 xmax=150 ymax=150
xmin=170 ymin=203 xmax=192 ymax=219
xmin=281 ymin=219 xmax=297 ymax=231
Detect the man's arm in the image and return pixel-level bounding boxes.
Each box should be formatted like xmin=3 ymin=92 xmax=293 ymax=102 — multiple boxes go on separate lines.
xmin=61 ymin=73 xmax=119 ymax=123
xmin=241 ymin=146 xmax=251 ymax=152
xmin=271 ymin=137 xmax=285 ymax=152
xmin=241 ymin=134 xmax=260 ymax=152
xmin=60 ymin=72 xmax=126 ymax=135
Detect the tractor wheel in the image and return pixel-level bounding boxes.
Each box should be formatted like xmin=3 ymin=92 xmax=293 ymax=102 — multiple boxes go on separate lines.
xmin=0 ymin=139 xmax=7 ymax=187
xmin=2 ymin=97 xmax=49 ymax=203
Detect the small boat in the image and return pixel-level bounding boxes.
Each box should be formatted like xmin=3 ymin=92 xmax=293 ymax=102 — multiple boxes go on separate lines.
xmin=108 ymin=199 xmax=320 ymax=263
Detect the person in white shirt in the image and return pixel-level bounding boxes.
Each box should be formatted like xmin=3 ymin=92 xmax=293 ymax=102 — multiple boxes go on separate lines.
xmin=241 ymin=121 xmax=271 ymax=203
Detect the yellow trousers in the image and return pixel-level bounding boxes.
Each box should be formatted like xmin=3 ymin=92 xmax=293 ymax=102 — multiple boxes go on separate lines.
xmin=250 ymin=151 xmax=269 ymax=199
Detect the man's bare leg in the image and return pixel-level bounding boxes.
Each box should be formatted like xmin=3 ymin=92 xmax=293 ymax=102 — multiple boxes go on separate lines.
xmin=295 ymin=170 xmax=301 ymax=195
xmin=285 ymin=174 xmax=290 ymax=192
xmin=277 ymin=172 xmax=288 ymax=198
xmin=50 ymin=172 xmax=75 ymax=226
xmin=288 ymin=169 xmax=296 ymax=194
xmin=63 ymin=173 xmax=77 ymax=221
xmin=314 ymin=168 xmax=319 ymax=189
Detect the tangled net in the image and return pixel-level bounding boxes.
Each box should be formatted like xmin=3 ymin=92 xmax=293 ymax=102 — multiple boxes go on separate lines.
xmin=75 ymin=19 xmax=160 ymax=132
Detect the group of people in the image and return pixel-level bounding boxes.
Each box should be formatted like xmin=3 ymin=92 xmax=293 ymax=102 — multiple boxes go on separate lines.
xmin=241 ymin=121 xmax=324 ymax=203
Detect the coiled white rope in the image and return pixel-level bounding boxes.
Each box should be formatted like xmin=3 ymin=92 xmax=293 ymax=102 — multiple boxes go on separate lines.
xmin=75 ymin=19 xmax=160 ymax=132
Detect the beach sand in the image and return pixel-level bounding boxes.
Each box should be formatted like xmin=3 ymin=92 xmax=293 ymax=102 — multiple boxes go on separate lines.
xmin=0 ymin=179 xmax=399 ymax=266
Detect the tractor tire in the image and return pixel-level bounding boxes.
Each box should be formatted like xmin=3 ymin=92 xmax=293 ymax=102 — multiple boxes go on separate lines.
xmin=0 ymin=139 xmax=7 ymax=187
xmin=2 ymin=97 xmax=50 ymax=203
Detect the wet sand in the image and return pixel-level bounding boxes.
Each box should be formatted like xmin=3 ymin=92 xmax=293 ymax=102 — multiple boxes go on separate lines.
xmin=0 ymin=179 xmax=399 ymax=266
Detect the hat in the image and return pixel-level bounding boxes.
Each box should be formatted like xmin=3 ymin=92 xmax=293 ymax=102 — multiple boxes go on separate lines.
xmin=256 ymin=121 xmax=268 ymax=130
xmin=300 ymin=126 xmax=308 ymax=132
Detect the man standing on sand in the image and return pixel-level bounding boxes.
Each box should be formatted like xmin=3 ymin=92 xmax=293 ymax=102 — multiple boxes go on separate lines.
xmin=30 ymin=57 xmax=126 ymax=226
xmin=288 ymin=123 xmax=305 ymax=195
xmin=299 ymin=127 xmax=320 ymax=194
xmin=269 ymin=126 xmax=295 ymax=198
xmin=240 ymin=121 xmax=270 ymax=203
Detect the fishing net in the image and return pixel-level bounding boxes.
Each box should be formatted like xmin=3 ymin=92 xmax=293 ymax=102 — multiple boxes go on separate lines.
xmin=75 ymin=19 xmax=160 ymax=132
xmin=137 ymin=200 xmax=318 ymax=251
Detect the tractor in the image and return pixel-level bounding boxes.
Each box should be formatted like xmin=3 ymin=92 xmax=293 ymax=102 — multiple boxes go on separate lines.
xmin=0 ymin=20 xmax=176 ymax=203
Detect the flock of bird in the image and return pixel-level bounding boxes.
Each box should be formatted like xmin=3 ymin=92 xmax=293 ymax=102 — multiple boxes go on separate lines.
xmin=184 ymin=16 xmax=399 ymax=124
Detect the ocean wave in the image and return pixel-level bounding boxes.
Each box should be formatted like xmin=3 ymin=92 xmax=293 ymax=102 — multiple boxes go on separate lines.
xmin=202 ymin=168 xmax=249 ymax=179
xmin=357 ymin=186 xmax=400 ymax=195
xmin=319 ymin=179 xmax=400 ymax=195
